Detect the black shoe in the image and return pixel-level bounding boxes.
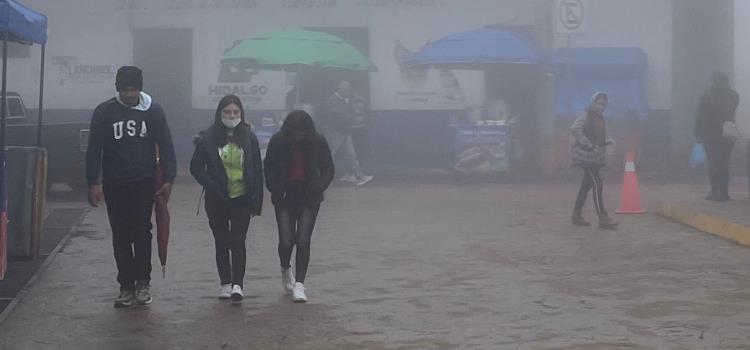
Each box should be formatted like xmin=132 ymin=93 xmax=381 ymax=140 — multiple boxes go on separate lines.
xmin=114 ymin=290 xmax=134 ymax=308
xmin=717 ymin=194 xmax=731 ymax=202
xmin=135 ymin=281 xmax=152 ymax=305
xmin=598 ymin=215 xmax=619 ymax=230
xmin=572 ymin=215 xmax=591 ymax=226
xmin=705 ymin=194 xmax=720 ymax=201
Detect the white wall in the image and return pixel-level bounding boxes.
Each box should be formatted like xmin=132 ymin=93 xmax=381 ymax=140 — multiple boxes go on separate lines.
xmin=553 ymin=0 xmax=673 ymax=111
xmin=12 ymin=1 xmax=133 ymax=110
xmin=8 ymin=0 xmax=674 ymax=114
xmin=5 ymin=0 xmax=536 ymax=112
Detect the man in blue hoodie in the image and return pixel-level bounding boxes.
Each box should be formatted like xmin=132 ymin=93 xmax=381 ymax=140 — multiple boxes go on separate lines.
xmin=86 ymin=66 xmax=176 ymax=308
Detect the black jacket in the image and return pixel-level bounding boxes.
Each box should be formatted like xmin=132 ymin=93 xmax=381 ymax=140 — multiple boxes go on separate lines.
xmin=326 ymin=93 xmax=355 ymax=134
xmin=263 ymin=132 xmax=335 ymax=206
xmin=190 ymin=125 xmax=264 ymax=216
xmin=695 ymin=89 xmax=740 ymax=142
xmin=86 ymin=97 xmax=176 ymax=185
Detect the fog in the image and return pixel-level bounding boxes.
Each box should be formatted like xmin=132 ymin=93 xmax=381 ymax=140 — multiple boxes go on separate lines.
xmin=0 ymin=0 xmax=747 ymax=187
xmin=6 ymin=3 xmax=750 ymax=348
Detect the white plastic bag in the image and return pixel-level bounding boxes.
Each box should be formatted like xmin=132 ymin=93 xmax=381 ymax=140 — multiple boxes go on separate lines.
xmin=722 ymin=121 xmax=744 ymax=140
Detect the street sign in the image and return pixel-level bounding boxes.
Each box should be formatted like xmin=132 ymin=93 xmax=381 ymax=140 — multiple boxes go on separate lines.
xmin=556 ymin=0 xmax=587 ymax=34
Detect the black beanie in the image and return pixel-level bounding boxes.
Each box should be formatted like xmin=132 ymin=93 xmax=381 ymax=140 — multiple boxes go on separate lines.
xmin=115 ymin=66 xmax=143 ymax=91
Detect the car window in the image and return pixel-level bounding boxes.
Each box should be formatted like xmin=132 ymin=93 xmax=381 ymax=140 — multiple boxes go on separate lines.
xmin=7 ymin=98 xmax=24 ymax=118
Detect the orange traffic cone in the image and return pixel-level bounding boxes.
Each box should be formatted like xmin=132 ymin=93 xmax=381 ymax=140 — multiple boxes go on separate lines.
xmin=616 ymin=151 xmax=646 ymax=214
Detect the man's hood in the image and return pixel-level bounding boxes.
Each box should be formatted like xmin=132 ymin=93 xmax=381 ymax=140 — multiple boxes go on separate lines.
xmin=115 ymin=91 xmax=152 ymax=111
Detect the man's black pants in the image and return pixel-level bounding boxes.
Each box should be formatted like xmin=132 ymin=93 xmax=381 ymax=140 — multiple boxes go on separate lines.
xmin=103 ymin=178 xmax=155 ymax=291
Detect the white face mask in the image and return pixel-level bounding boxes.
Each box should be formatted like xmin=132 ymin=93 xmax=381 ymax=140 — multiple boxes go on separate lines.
xmin=222 ymin=118 xmax=241 ymax=129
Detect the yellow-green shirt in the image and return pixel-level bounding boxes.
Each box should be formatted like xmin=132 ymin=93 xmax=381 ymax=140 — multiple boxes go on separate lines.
xmin=218 ymin=142 xmax=247 ymax=198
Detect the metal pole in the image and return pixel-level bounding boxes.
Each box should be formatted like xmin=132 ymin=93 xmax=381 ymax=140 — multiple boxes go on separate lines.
xmin=36 ymin=44 xmax=45 ymax=146
xmin=295 ymin=73 xmax=300 ymax=107
xmin=1 ymin=34 xmax=8 ymax=152
xmin=565 ymin=33 xmax=572 ymax=116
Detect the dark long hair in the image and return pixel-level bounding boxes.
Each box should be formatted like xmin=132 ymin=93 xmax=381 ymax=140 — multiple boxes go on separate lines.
xmin=281 ymin=110 xmax=318 ymax=143
xmin=211 ymin=94 xmax=249 ymax=147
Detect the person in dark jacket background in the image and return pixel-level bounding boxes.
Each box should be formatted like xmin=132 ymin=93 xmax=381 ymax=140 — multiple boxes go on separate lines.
xmin=190 ymin=94 xmax=264 ymax=302
xmin=264 ymin=110 xmax=334 ymax=302
xmin=695 ymin=71 xmax=740 ymax=201
xmin=326 ymin=81 xmax=373 ymax=186
xmin=571 ymin=92 xmax=618 ymax=230
xmin=86 ymin=66 xmax=177 ymax=308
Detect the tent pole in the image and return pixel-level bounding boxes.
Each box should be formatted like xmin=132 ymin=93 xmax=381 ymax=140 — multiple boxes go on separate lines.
xmin=295 ymin=73 xmax=300 ymax=107
xmin=1 ymin=34 xmax=7 ymax=152
xmin=36 ymin=44 xmax=45 ymax=147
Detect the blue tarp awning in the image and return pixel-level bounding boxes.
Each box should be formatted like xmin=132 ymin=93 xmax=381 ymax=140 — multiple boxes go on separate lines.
xmin=554 ymin=47 xmax=650 ymax=118
xmin=406 ymin=27 xmax=541 ymax=67
xmin=0 ymin=0 xmax=47 ymax=45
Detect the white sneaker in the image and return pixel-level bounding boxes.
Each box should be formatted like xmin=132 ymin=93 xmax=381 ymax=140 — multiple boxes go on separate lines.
xmin=230 ymin=285 xmax=243 ymax=302
xmin=218 ymin=284 xmax=232 ymax=299
xmin=282 ymin=268 xmax=295 ymax=294
xmin=356 ymin=175 xmax=374 ymax=187
xmin=339 ymin=173 xmax=358 ymax=183
xmin=292 ymin=282 xmax=307 ymax=303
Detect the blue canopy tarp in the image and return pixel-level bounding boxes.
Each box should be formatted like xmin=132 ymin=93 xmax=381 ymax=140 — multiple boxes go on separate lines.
xmin=554 ymin=47 xmax=650 ymax=118
xmin=406 ymin=27 xmax=541 ymax=67
xmin=0 ymin=0 xmax=47 ymax=45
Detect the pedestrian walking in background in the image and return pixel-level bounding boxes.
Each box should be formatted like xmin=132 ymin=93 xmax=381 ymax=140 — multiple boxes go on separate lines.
xmin=695 ymin=71 xmax=740 ymax=201
xmin=86 ymin=66 xmax=177 ymax=308
xmin=264 ymin=110 xmax=335 ymax=302
xmin=326 ymin=80 xmax=373 ymax=186
xmin=571 ymin=92 xmax=619 ymax=230
xmin=190 ymin=95 xmax=264 ymax=303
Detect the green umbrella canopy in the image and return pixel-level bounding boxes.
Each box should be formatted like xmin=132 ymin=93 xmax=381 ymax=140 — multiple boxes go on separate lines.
xmin=222 ymin=28 xmax=377 ymax=72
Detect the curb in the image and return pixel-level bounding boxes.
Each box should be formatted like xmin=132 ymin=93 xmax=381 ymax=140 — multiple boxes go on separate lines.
xmin=0 ymin=208 xmax=89 ymax=325
xmin=654 ymin=203 xmax=750 ymax=247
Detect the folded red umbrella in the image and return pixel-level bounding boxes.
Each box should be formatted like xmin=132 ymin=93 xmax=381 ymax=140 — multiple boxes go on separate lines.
xmin=154 ymin=162 xmax=170 ymax=278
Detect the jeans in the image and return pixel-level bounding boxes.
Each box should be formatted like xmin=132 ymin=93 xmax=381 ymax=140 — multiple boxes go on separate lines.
xmin=329 ymin=131 xmax=366 ymax=179
xmin=205 ymin=193 xmax=254 ymax=288
xmin=103 ymin=178 xmax=155 ymax=291
xmin=274 ymin=201 xmax=320 ymax=284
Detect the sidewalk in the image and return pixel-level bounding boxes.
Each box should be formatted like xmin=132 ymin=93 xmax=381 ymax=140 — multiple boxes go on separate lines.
xmin=641 ymin=177 xmax=750 ymax=246
xmin=643 ymin=177 xmax=750 ymax=248
xmin=0 ymin=196 xmax=87 ymax=315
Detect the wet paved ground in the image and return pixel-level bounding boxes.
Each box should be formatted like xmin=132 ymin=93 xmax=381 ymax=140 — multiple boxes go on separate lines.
xmin=0 ymin=200 xmax=86 ymax=315
xmin=2 ymin=177 xmax=750 ymax=349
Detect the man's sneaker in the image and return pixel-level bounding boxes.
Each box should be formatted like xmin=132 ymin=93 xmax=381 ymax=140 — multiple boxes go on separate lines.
xmin=230 ymin=285 xmax=243 ymax=302
xmin=282 ymin=268 xmax=295 ymax=294
xmin=571 ymin=215 xmax=591 ymax=227
xmin=114 ymin=290 xmax=134 ymax=308
xmin=339 ymin=173 xmax=358 ymax=183
xmin=356 ymin=175 xmax=374 ymax=187
xmin=218 ymin=284 xmax=232 ymax=299
xmin=292 ymin=282 xmax=307 ymax=303
xmin=135 ymin=282 xmax=152 ymax=305
xmin=717 ymin=194 xmax=731 ymax=202
xmin=705 ymin=193 xmax=720 ymax=201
